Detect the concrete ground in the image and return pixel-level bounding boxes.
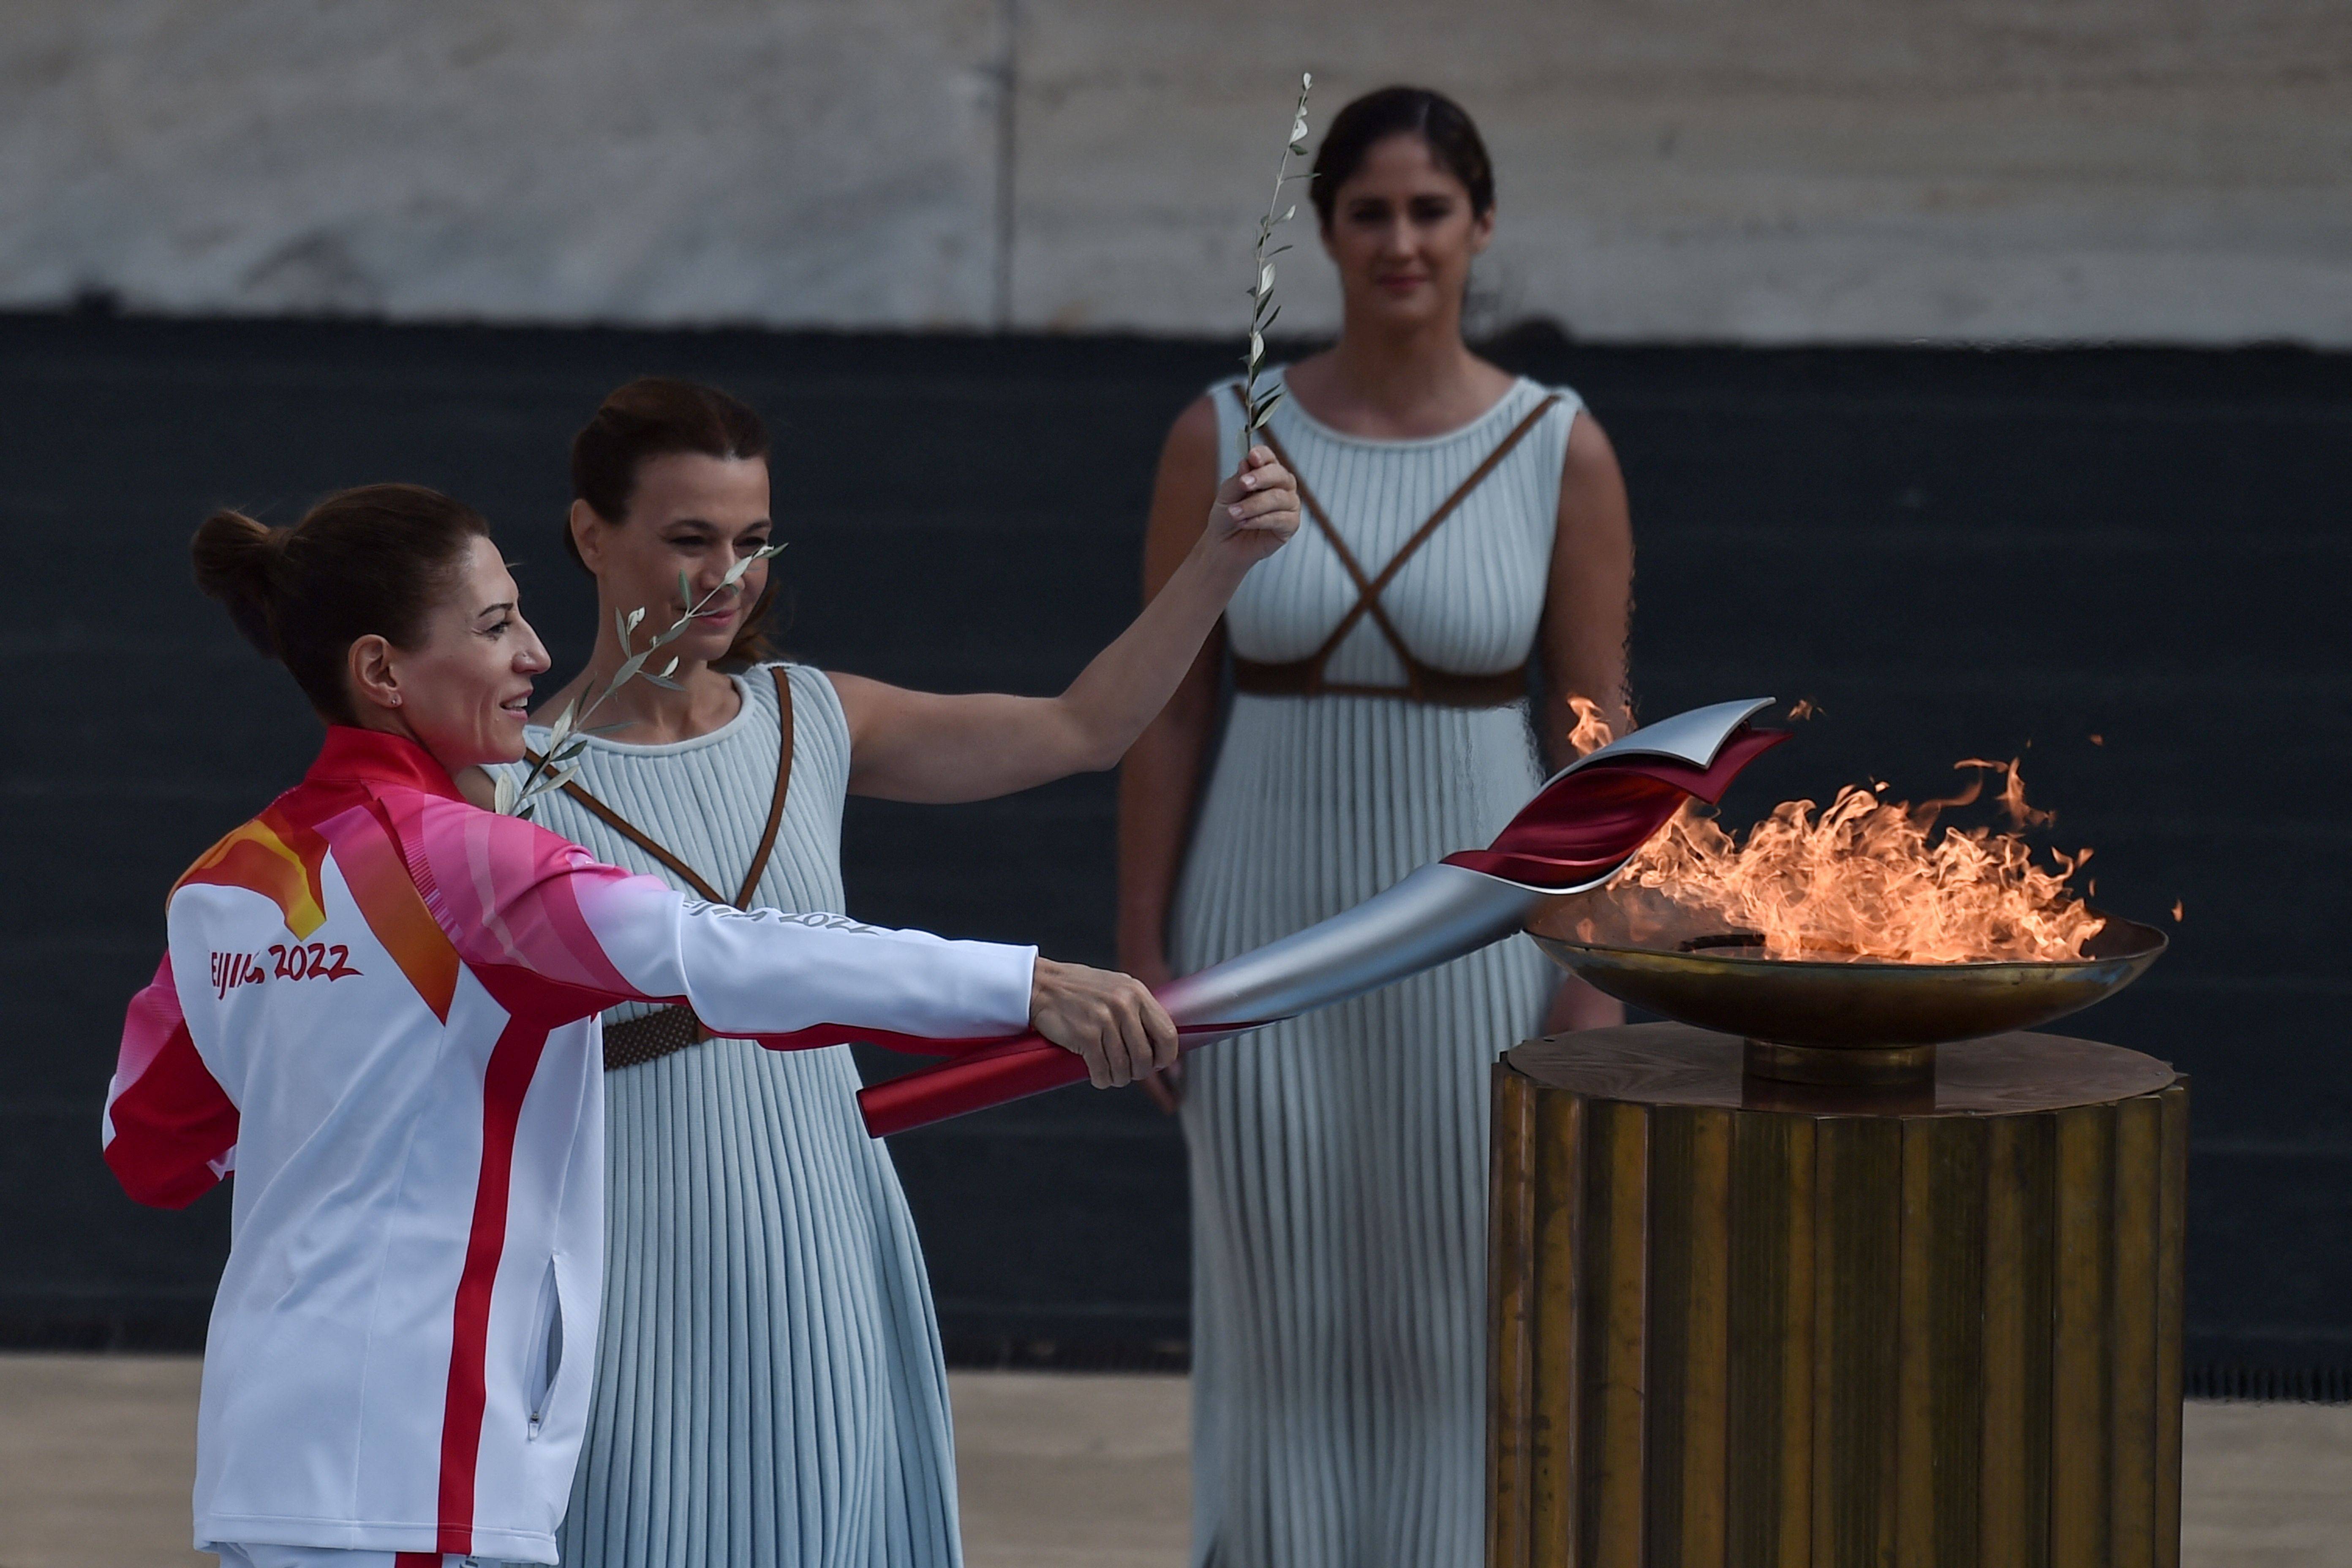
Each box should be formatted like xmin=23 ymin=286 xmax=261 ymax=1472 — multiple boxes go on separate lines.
xmin=0 ymin=1356 xmax=2345 ymax=1567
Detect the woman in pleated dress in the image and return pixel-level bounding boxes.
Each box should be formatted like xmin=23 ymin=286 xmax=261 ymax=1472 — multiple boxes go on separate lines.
xmin=481 ymin=378 xmax=1296 ymax=1568
xmin=1116 ymin=87 xmax=1636 ymax=1567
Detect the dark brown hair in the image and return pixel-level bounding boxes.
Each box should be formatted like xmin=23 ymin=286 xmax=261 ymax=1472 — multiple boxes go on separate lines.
xmin=1309 ymin=86 xmax=1496 ymax=229
xmin=191 ymin=484 xmax=491 ymax=726
xmin=568 ymin=376 xmax=778 ymax=665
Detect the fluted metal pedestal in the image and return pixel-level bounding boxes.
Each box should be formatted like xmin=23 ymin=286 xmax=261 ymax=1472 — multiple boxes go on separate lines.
xmin=1486 ymin=1024 xmax=2186 ymax=1568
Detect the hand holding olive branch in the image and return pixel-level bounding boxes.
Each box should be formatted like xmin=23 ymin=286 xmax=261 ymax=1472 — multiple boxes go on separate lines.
xmin=1238 ymin=71 xmax=1314 ymax=467
xmin=502 ymin=543 xmax=787 ymax=819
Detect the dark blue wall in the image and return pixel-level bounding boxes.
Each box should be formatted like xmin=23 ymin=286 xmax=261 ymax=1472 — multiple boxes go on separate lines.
xmin=2 ymin=313 xmax=2344 ymax=1378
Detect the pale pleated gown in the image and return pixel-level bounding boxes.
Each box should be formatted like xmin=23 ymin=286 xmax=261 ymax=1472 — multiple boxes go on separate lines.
xmin=500 ymin=664 xmax=962 ymax=1568
xmin=1175 ymin=370 xmax=1576 ymax=1568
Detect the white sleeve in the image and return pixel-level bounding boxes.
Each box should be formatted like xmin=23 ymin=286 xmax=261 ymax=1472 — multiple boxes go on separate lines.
xmin=403 ymin=793 xmax=1038 ymax=1043
xmin=581 ymin=883 xmax=1036 ymax=1042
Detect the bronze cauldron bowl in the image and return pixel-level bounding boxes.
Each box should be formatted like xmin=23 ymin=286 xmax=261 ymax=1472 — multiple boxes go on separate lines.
xmin=1527 ymin=892 xmax=2168 ymax=1087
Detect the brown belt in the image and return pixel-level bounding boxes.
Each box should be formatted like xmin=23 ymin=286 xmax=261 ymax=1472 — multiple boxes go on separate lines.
xmin=603 ymin=1005 xmax=711 ymax=1071
xmin=1232 ymin=656 xmax=1529 ymax=709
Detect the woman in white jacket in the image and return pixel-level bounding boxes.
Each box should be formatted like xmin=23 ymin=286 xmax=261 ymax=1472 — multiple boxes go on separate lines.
xmin=103 ymin=482 xmax=1171 ymax=1568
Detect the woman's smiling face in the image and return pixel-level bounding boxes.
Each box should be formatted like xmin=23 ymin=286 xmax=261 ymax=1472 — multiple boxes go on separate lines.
xmin=368 ymin=534 xmax=551 ymax=770
xmin=1321 ymin=131 xmax=1494 ymax=331
xmin=570 ymin=452 xmax=774 ymax=668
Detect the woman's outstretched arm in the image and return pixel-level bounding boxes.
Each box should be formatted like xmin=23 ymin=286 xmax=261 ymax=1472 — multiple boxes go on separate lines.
xmin=1117 ymin=400 xmax=1227 ymax=1110
xmin=830 ymin=416 xmax=1292 ymax=803
xmin=1115 ymin=397 xmax=1226 ymax=994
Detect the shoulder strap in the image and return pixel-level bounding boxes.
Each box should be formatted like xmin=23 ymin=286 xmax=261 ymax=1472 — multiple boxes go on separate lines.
xmin=732 ymin=665 xmax=795 ymax=908
xmin=1229 ymin=387 xmax=1422 ymax=684
xmin=518 ymin=667 xmax=798 ymax=909
xmin=1361 ymin=394 xmax=1561 ymax=604
xmin=1231 ymin=388 xmax=1380 ymax=596
xmin=521 ymin=752 xmax=728 ymax=905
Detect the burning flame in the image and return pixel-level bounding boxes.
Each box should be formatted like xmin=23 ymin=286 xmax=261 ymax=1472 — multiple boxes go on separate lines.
xmin=1592 ymin=751 xmax=2104 ymax=963
xmin=1554 ymin=707 xmax=2104 ymax=963
xmin=1565 ymin=695 xmax=1615 ymax=757
xmin=1953 ymin=756 xmax=2053 ymax=828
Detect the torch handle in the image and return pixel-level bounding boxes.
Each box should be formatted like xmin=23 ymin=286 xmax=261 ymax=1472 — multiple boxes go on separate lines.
xmin=860 ymin=1028 xmax=1240 ymax=1138
xmin=857 ymin=1033 xmax=1073 ymax=1136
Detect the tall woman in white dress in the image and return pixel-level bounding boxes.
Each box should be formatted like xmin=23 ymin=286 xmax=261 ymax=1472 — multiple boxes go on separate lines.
xmin=486 ymin=378 xmax=1294 ymax=1568
xmin=1117 ymin=87 xmax=1636 ymax=1567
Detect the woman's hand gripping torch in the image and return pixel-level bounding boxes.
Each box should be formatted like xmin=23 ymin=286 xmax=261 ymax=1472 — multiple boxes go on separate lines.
xmin=857 ymin=698 xmax=1787 ymax=1138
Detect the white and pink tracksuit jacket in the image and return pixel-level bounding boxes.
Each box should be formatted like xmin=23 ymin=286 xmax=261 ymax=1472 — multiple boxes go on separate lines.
xmin=102 ymin=727 xmax=1036 ymax=1563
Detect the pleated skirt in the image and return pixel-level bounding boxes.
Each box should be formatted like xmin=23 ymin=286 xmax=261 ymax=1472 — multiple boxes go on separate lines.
xmin=561 ymin=1037 xmax=961 ymax=1568
xmin=1173 ymin=692 xmax=1553 ymax=1568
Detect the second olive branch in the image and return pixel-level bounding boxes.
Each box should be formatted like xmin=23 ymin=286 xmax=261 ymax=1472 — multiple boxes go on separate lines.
xmin=503 ymin=543 xmax=786 ymax=819
xmin=1238 ymin=72 xmax=1315 ymax=467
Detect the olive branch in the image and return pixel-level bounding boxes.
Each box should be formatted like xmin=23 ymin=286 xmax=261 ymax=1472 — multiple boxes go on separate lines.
xmin=501 ymin=543 xmax=786 ymax=819
xmin=1239 ymin=71 xmax=1314 ymax=466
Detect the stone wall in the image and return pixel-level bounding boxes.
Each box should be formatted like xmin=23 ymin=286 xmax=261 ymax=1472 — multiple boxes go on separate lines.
xmin=3 ymin=0 xmax=2347 ymax=340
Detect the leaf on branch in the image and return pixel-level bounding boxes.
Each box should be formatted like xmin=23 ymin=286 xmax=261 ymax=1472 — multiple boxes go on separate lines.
xmin=641 ymin=673 xmax=683 ymax=691
xmin=625 ymin=606 xmax=646 ymax=633
xmin=659 ymin=656 xmax=680 ymax=678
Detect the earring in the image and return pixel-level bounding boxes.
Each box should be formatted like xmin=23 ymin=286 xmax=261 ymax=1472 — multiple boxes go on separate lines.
xmin=389 ymin=694 xmax=402 ymax=706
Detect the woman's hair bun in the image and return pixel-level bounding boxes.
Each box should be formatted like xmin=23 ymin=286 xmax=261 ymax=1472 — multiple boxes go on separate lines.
xmin=186 ymin=485 xmax=490 ymax=725
xmin=190 ymin=509 xmax=288 ymax=657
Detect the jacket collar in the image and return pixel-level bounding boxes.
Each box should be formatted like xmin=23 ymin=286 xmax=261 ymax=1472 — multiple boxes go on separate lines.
xmin=304 ymin=726 xmax=468 ymax=802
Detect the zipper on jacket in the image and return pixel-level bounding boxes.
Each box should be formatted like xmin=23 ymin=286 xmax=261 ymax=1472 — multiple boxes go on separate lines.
xmin=527 ymin=1257 xmax=564 ymax=1437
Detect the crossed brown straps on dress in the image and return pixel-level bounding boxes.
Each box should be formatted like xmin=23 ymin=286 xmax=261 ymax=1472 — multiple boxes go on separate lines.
xmin=523 ymin=667 xmax=796 ymax=1070
xmin=525 ymin=664 xmax=796 ymax=909
xmin=1230 ymin=384 xmax=1560 ymax=708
